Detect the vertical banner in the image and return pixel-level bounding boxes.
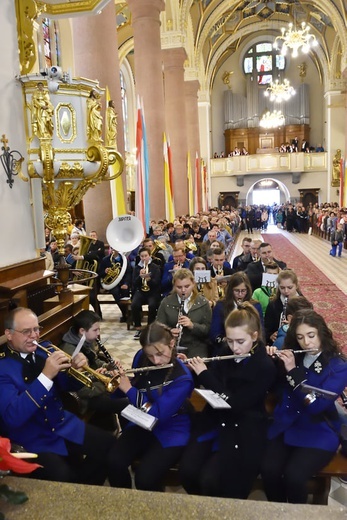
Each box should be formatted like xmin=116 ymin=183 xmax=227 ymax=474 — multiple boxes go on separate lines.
xmin=201 ymin=159 xmax=208 ymax=211
xmin=339 ymin=156 xmax=344 ymax=208
xmin=187 ymin=151 xmax=194 ymax=215
xmin=135 ymin=98 xmax=149 ymax=234
xmin=194 ymin=152 xmax=201 ymax=213
xmin=105 ymin=86 xmax=126 ymax=217
xmin=163 ymin=133 xmax=175 ymax=221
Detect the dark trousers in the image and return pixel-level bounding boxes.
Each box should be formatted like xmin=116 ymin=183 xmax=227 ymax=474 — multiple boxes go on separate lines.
xmin=29 ymin=423 xmax=116 ymax=485
xmin=109 ymin=285 xmax=130 ymax=318
xmin=261 ymin=435 xmax=335 ymax=503
xmin=108 ymin=425 xmax=183 ymax=491
xmin=131 ymin=290 xmax=160 ymax=327
xmin=180 ymin=430 xmax=265 ymax=499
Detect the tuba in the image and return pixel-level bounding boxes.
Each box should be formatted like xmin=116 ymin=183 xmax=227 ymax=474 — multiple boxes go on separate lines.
xmin=74 ymin=235 xmax=98 ymax=287
xmin=184 ymin=239 xmax=197 ymax=252
xmin=101 ymin=215 xmax=144 ymax=290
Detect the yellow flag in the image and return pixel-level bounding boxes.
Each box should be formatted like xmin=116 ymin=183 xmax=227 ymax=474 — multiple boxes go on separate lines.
xmin=187 ymin=151 xmax=194 ymax=215
xmin=105 ymin=86 xmax=126 ymax=217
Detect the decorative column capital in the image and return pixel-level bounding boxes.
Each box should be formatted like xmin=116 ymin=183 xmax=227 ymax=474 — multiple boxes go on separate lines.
xmin=127 ymin=0 xmax=165 ymax=22
xmin=162 ymin=47 xmax=187 ymax=70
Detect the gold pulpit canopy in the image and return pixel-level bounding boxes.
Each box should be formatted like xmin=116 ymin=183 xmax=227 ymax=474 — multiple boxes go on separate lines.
xmin=17 ymin=73 xmax=123 ymax=252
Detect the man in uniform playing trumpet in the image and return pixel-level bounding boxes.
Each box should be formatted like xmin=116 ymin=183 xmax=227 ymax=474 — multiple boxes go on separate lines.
xmin=0 ymin=307 xmax=116 ymax=483
xmin=131 ymin=248 xmax=161 ymax=339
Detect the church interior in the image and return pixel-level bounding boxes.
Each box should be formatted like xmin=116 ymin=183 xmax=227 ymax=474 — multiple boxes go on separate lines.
xmin=0 ymin=1 xmax=347 ymax=517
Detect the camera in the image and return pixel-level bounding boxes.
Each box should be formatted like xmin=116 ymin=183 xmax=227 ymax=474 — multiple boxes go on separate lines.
xmin=48 ymin=66 xmax=63 ymax=80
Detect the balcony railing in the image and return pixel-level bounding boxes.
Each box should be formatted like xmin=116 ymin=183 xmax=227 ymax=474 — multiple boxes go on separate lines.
xmin=211 ymin=152 xmax=327 ymax=177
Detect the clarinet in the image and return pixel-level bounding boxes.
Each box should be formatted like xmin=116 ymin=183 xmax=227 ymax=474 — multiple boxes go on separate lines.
xmin=95 ymin=338 xmax=116 ymax=369
xmin=279 ymin=296 xmax=288 ymax=327
xmin=176 ymin=297 xmax=186 ymax=351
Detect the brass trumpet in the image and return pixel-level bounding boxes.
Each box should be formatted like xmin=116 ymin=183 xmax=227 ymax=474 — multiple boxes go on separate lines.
xmin=34 ymin=342 xmax=119 ymax=393
xmin=141 ymin=261 xmax=150 ymax=292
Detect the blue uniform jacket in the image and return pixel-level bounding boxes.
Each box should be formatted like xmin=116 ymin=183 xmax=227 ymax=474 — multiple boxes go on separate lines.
xmin=209 ymin=299 xmax=264 ymax=344
xmin=268 ymin=353 xmax=347 ymax=452
xmin=116 ymin=350 xmax=194 ymax=448
xmin=0 ymin=343 xmax=85 ymax=456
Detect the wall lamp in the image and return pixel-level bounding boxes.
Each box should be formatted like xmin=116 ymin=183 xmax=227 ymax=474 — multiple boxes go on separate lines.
xmin=0 ymin=134 xmax=24 ymax=188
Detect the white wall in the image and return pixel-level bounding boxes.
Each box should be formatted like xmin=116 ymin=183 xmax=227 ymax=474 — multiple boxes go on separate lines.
xmin=0 ymin=1 xmax=37 ymax=267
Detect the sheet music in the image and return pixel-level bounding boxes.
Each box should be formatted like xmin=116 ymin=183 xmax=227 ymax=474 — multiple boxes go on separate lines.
xmin=195 ymin=388 xmax=231 ymax=409
xmin=71 ymin=333 xmax=86 ymax=358
xmin=121 ymin=404 xmax=158 ymax=430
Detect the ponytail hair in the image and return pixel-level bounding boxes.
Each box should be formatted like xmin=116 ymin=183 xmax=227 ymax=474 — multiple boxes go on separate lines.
xmin=225 ymin=301 xmax=262 ymax=340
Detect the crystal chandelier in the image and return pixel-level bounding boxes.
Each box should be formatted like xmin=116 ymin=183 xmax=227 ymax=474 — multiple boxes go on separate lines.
xmin=260 ymin=110 xmax=285 ymax=129
xmin=264 ymin=79 xmax=295 ymax=102
xmin=273 ymin=21 xmax=318 ymax=58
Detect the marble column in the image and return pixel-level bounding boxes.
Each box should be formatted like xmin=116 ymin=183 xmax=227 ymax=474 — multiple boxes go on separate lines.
xmin=185 ymin=79 xmax=201 ymax=211
xmin=162 ymin=47 xmax=188 ymax=216
xmin=71 ymin=2 xmax=126 ymax=240
xmin=127 ymin=0 xmax=166 ymax=221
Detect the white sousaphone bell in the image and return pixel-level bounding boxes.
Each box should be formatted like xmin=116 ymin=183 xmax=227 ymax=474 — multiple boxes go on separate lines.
xmin=101 ymin=215 xmax=144 ymax=290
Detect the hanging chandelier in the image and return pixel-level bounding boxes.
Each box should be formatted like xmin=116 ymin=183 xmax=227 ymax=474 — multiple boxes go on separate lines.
xmin=260 ymin=110 xmax=285 ymax=129
xmin=273 ymin=21 xmax=318 ymax=58
xmin=264 ymin=79 xmax=295 ymax=102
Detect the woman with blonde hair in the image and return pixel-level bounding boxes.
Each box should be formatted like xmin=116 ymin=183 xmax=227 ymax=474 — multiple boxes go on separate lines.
xmin=156 ymin=268 xmax=212 ymax=358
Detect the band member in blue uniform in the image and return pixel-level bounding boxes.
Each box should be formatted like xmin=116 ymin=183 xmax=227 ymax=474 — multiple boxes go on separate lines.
xmin=0 ymin=307 xmax=115 ymax=484
xmin=108 ymin=322 xmax=194 ymax=491
xmin=180 ymin=302 xmax=276 ymax=498
xmin=262 ymin=309 xmax=347 ymax=503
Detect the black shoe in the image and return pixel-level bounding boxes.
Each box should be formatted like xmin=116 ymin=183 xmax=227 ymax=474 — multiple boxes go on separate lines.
xmin=133 ymin=330 xmax=141 ymax=340
xmin=119 ymin=316 xmax=127 ymax=323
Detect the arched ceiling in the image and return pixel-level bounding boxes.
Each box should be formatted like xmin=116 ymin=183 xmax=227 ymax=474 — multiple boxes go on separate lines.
xmin=115 ymin=1 xmax=346 ymax=90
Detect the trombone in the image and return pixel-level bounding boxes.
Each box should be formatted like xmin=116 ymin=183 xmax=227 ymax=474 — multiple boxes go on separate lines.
xmin=34 ymin=342 xmax=119 ymax=393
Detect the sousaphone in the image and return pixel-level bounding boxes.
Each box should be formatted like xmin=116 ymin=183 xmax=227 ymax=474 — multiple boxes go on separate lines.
xmin=101 ymin=215 xmax=144 ymax=290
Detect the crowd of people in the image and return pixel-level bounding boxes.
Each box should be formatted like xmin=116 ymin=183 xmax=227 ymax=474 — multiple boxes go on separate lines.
xmin=1 ymin=204 xmax=346 ymax=504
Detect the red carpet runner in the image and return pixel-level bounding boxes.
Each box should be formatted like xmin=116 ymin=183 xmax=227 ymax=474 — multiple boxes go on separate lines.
xmin=263 ymin=234 xmax=347 ymax=350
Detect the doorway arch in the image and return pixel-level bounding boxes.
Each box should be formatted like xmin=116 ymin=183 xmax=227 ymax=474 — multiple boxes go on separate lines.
xmin=246 ymin=178 xmax=291 ymax=206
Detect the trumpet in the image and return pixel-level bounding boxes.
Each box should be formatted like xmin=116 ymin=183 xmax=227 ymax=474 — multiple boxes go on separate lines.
xmin=141 ymin=261 xmax=150 ymax=292
xmin=123 ymin=353 xmax=251 ymax=375
xmin=34 ymin=342 xmax=119 ymax=393
xmin=216 ymin=265 xmax=225 ymax=298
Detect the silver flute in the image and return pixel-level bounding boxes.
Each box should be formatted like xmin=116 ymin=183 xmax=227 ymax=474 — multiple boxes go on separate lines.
xmin=124 ymin=353 xmax=251 ymax=375
xmin=274 ymin=348 xmax=319 ymax=356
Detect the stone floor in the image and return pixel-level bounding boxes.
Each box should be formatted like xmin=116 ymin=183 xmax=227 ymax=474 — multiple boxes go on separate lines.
xmin=94 ymin=223 xmax=347 ymax=507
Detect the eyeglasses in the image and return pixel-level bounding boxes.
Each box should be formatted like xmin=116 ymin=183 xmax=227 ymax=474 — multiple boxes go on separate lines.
xmin=11 ymin=327 xmax=42 ymax=337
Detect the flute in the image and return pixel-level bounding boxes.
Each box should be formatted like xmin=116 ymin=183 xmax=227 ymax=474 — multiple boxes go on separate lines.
xmin=274 ymin=348 xmax=319 ymax=356
xmin=124 ymin=353 xmax=251 ymax=375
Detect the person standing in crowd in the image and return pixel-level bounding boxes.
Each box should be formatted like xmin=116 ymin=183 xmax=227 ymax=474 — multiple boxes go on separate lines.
xmin=330 ymin=222 xmax=344 ymax=257
xmin=262 ymin=309 xmax=347 ymax=504
xmin=156 ymin=268 xmax=212 ymax=358
xmin=180 ymin=302 xmax=276 ymax=498
xmin=107 ymin=322 xmax=194 ymax=491
xmin=0 ymin=307 xmax=115 ymax=483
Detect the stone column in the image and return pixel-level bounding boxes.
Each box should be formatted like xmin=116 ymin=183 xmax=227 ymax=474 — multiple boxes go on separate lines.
xmin=185 ymin=79 xmax=201 ymax=211
xmin=162 ymin=47 xmax=188 ymax=216
xmin=71 ymin=2 xmax=126 ymax=239
xmin=128 ymin=0 xmax=166 ymax=221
